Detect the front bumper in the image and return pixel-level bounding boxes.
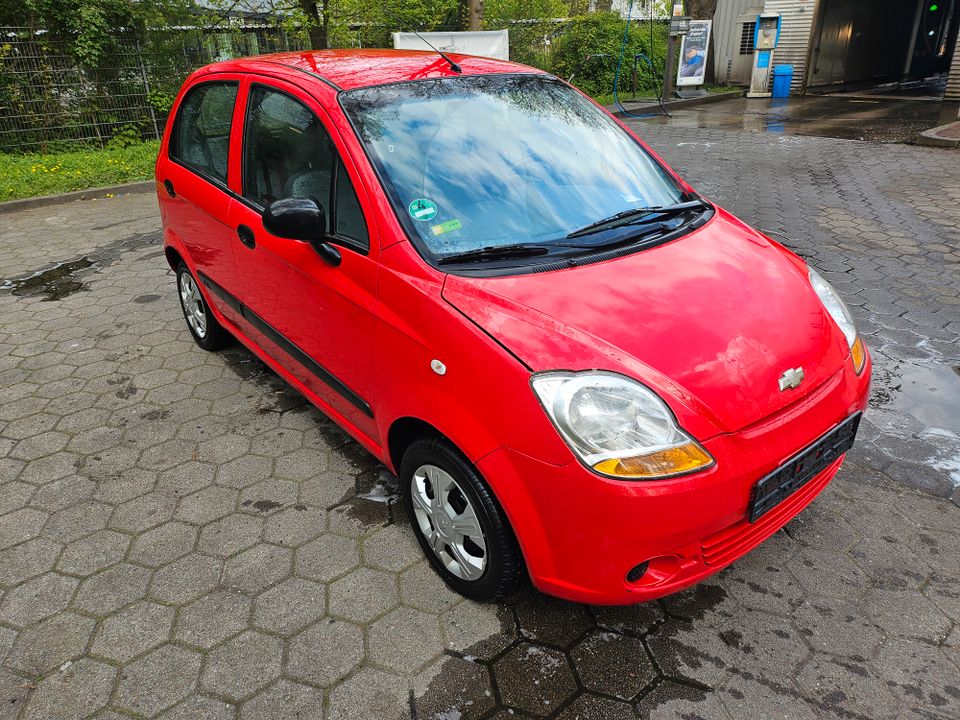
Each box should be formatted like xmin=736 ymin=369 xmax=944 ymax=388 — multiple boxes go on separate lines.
xmin=478 ymin=356 xmax=871 ymax=605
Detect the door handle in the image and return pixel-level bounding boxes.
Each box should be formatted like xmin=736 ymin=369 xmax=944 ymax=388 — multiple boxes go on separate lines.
xmin=237 ymin=225 xmax=256 ymax=249
xmin=163 ymin=179 xmax=175 ymax=198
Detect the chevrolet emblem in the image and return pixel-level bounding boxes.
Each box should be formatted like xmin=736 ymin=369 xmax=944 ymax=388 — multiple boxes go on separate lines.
xmin=778 ymin=367 xmax=805 ymax=392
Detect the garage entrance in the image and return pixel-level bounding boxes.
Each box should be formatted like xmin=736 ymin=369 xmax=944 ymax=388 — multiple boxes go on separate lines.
xmin=807 ymin=0 xmax=959 ymax=92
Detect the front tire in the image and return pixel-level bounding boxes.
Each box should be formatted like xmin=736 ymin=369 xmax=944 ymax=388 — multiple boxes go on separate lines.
xmin=400 ymin=436 xmax=522 ymax=601
xmin=176 ymin=263 xmax=229 ymax=351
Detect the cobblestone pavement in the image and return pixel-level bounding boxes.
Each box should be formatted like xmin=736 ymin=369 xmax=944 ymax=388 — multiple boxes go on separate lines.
xmin=1 ymin=127 xmax=958 ymax=720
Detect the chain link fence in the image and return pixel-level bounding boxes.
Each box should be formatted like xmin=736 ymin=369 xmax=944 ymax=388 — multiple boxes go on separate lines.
xmin=0 ymin=26 xmax=308 ymax=153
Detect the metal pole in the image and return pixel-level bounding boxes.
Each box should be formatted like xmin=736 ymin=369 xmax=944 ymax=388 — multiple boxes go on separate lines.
xmin=135 ymin=36 xmax=161 ymax=141
xmin=663 ymin=31 xmax=677 ymax=100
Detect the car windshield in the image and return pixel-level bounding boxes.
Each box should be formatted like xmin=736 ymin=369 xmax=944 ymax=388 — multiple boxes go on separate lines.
xmin=340 ymin=74 xmax=686 ymax=261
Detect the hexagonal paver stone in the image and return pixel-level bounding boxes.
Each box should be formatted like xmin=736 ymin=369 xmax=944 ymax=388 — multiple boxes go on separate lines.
xmin=72 ymin=563 xmax=150 ymax=617
xmin=127 ymin=521 xmax=197 ymax=567
xmin=0 ymin=508 xmax=47 ymax=550
xmin=216 ymin=455 xmax=274 ymax=490
xmin=328 ymin=567 xmax=399 ymax=623
xmin=157 ymin=461 xmax=216 ymax=498
xmin=198 ymin=514 xmax=262 ymax=557
xmin=296 ymin=533 xmax=360 ymax=582
xmin=556 ymin=693 xmax=639 ymax=720
xmin=791 ymin=596 xmax=886 ymax=658
xmin=56 ymin=529 xmax=129 ymax=576
xmin=327 ymin=666 xmax=408 ymax=720
xmin=6 ymin=611 xmax=96 ymax=675
xmin=158 ymin=694 xmax=235 ymax=720
xmin=368 ymin=606 xmax=444 ymax=673
xmin=440 ymin=600 xmax=518 ymax=661
xmin=796 ymin=652 xmax=896 ymax=719
xmin=91 ymin=600 xmax=175 ymax=662
xmin=0 ymin=667 xmax=31 ymax=719
xmin=176 ymin=589 xmax=251 ymax=649
xmin=493 ymin=643 xmax=577 ymax=716
xmin=29 ymin=476 xmax=93 ymax=511
xmin=362 ymin=525 xmax=423 ymax=572
xmin=116 ymin=644 xmax=202 ymax=717
xmin=0 ymin=572 xmax=78 ymax=627
xmin=175 ymin=485 xmax=237 ymax=525
xmin=21 ymin=658 xmax=116 ymax=720
xmin=202 ymin=630 xmax=282 ymax=702
xmin=110 ymin=492 xmax=177 ymax=532
xmin=149 ymin=553 xmax=222 ymax=604
xmin=223 ymin=543 xmax=292 ymax=593
xmin=42 ymin=501 xmax=111 ymax=543
xmin=239 ymin=479 xmax=297 ymax=514
xmin=253 ymin=578 xmax=326 ymax=636
xmin=593 ymin=602 xmax=666 ymax=635
xmin=0 ymin=537 xmax=62 ymax=586
xmin=239 ymin=679 xmax=324 ymax=720
xmin=414 ymin=656 xmax=497 ymax=720
xmin=287 ymin=618 xmax=364 ymax=687
xmin=513 ymin=593 xmax=593 ymax=649
xmin=569 ymin=630 xmax=656 ymax=700
xmin=264 ymin=505 xmax=326 ymax=547
xmin=399 ymin=561 xmax=461 ymax=614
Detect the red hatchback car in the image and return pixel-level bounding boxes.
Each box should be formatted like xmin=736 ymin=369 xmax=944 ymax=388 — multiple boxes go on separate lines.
xmin=156 ymin=49 xmax=870 ymax=604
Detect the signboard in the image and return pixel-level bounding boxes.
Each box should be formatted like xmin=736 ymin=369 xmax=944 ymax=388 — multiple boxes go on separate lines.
xmin=392 ymin=30 xmax=509 ymax=61
xmin=676 ymin=20 xmax=712 ymax=87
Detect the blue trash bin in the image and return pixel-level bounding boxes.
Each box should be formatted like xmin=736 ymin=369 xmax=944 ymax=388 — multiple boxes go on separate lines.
xmin=772 ymin=64 xmax=793 ymax=98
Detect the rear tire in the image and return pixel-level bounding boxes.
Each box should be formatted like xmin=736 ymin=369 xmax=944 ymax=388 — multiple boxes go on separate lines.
xmin=175 ymin=263 xmax=230 ymax=351
xmin=400 ymin=436 xmax=522 ymax=602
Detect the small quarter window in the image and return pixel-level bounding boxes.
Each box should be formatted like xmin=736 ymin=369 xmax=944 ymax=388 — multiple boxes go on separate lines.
xmin=170 ymin=82 xmax=238 ymax=184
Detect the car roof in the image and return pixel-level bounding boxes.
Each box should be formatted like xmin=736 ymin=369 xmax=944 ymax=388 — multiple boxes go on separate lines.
xmin=199 ymin=48 xmax=543 ymax=91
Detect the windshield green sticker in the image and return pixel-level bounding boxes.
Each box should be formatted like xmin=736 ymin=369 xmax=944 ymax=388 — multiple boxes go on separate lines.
xmin=408 ymin=198 xmax=438 ymax=222
xmin=431 ymin=218 xmax=462 ymax=236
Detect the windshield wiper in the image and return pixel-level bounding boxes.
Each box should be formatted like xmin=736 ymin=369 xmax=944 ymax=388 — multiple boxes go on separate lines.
xmin=437 ymin=244 xmax=551 ymax=265
xmin=565 ymin=199 xmax=707 ymax=239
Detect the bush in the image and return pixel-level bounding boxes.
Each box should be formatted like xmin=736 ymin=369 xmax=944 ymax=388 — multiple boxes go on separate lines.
xmin=550 ymin=13 xmax=667 ymax=99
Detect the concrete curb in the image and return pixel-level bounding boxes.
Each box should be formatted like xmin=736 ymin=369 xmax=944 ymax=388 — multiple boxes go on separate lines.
xmin=0 ymin=180 xmax=156 ymax=215
xmin=607 ymin=89 xmax=744 ymax=118
xmin=917 ymin=120 xmax=960 ymax=149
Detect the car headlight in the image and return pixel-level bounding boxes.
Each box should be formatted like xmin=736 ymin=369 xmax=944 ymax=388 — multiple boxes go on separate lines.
xmin=531 ymin=371 xmax=714 ymax=480
xmin=808 ymin=268 xmax=866 ymax=374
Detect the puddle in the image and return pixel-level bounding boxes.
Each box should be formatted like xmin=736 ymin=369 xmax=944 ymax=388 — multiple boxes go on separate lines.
xmin=872 ymin=361 xmax=960 ymax=432
xmin=1 ymin=231 xmax=160 ymax=301
xmin=2 ymin=257 xmax=94 ymax=301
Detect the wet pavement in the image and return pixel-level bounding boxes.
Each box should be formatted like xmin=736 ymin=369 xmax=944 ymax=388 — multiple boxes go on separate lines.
xmin=1 ymin=124 xmax=959 ymax=720
xmin=635 ymin=95 xmax=960 ymax=144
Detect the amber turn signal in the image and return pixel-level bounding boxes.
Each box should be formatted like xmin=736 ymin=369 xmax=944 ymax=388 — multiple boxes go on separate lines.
xmin=593 ymin=442 xmax=714 ymax=479
xmin=851 ymin=335 xmax=866 ymax=375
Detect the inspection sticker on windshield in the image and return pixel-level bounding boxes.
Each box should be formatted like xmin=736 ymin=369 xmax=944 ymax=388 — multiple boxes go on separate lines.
xmin=431 ymin=219 xmax=462 ymax=236
xmin=408 ymin=198 xmax=438 ymax=222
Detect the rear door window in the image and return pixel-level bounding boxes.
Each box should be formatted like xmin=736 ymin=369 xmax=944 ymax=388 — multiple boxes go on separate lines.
xmin=242 ymin=85 xmax=369 ymax=250
xmin=170 ymin=82 xmax=239 ymax=184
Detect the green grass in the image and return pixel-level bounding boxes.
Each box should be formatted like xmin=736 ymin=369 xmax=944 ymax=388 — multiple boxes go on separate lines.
xmin=0 ymin=141 xmax=160 ymax=201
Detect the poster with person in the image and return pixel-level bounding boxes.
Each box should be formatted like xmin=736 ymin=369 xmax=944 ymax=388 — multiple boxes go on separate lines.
xmin=676 ymin=20 xmax=712 ymax=87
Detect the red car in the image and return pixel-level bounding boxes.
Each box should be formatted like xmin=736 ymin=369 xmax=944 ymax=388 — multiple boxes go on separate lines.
xmin=156 ymin=49 xmax=870 ymax=605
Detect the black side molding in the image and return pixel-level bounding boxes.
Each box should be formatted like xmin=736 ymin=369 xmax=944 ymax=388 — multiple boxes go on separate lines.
xmin=197 ymin=271 xmax=373 ymax=418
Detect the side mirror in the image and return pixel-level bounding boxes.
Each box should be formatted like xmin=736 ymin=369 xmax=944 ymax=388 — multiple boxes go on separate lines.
xmin=263 ymin=197 xmax=325 ymax=243
xmin=263 ymin=198 xmax=341 ymax=266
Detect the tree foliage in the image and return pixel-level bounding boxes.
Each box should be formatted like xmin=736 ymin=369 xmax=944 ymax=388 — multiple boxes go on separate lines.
xmin=550 ymin=11 xmax=667 ymax=98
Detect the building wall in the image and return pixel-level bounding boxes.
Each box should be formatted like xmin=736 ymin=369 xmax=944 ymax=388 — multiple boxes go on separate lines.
xmin=947 ymin=26 xmax=960 ymax=100
xmin=714 ymin=0 xmax=764 ymax=85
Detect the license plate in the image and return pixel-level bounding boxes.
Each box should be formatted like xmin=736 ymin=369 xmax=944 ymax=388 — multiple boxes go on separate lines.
xmin=749 ymin=413 xmax=861 ymax=523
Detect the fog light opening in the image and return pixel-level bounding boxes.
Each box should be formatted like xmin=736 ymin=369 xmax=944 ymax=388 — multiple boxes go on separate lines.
xmin=625 ymin=562 xmax=649 ymax=583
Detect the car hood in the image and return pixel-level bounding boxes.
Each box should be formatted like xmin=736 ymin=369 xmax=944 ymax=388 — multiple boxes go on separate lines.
xmin=441 ymin=207 xmax=850 ymax=436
